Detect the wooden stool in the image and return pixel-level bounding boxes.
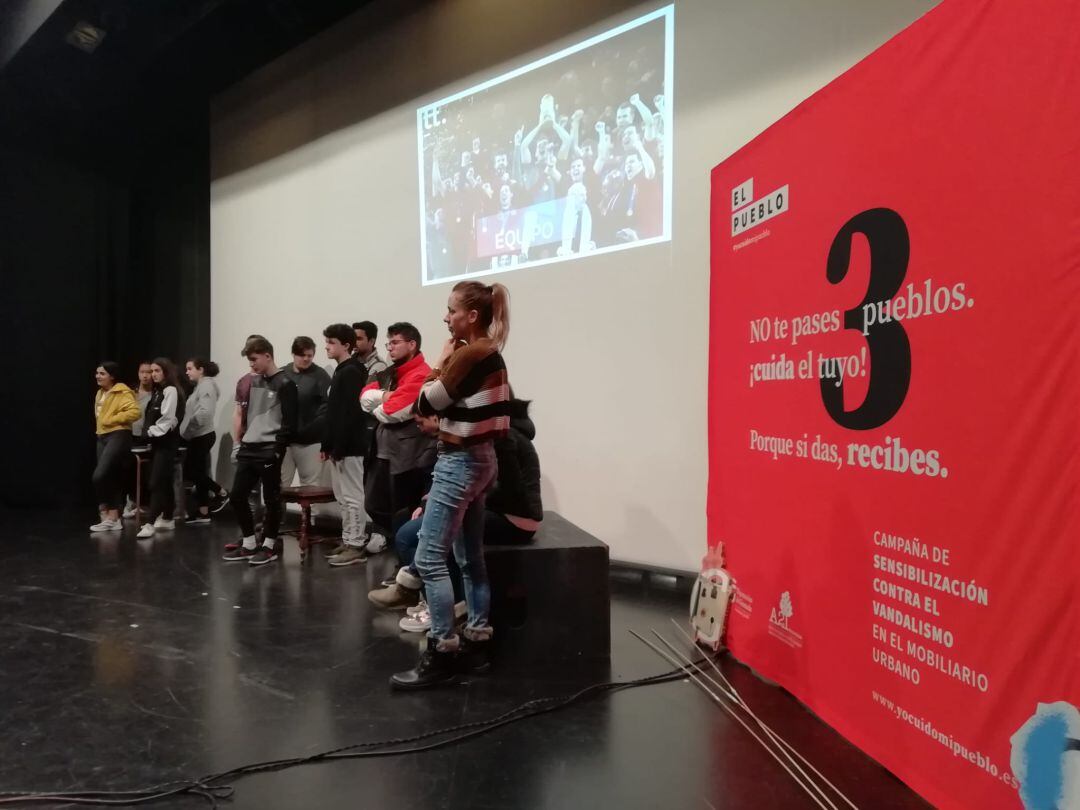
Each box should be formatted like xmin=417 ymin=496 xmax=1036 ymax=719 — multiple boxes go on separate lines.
xmin=280 ymin=485 xmax=336 ymax=560
xmin=132 ymin=446 xmax=151 ymax=519
xmin=173 ymin=446 xmax=188 ymax=520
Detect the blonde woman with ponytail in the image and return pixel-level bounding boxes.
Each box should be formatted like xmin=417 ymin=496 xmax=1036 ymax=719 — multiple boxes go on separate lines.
xmin=391 ymin=282 xmax=513 ymax=690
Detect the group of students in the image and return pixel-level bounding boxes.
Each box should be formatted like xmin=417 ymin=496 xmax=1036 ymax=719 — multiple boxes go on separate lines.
xmin=89 ymin=281 xmax=542 ymax=689
xmin=91 ymin=357 xmax=229 ymax=538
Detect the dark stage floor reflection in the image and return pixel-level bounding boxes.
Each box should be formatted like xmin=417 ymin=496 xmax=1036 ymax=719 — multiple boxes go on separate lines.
xmin=0 ymin=509 xmax=927 ymax=809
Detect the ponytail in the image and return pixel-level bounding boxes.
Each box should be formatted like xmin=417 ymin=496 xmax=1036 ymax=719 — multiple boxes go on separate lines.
xmin=452 ymin=281 xmax=511 ymax=350
xmin=189 ymin=357 xmax=220 ymax=378
xmin=488 ymin=283 xmax=510 ymax=350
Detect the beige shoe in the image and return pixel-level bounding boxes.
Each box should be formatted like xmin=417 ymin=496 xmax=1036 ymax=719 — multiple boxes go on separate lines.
xmin=328 ymin=547 xmax=367 ymax=567
xmin=323 ymin=542 xmax=349 ymax=559
xmin=368 ymin=583 xmax=422 ymax=611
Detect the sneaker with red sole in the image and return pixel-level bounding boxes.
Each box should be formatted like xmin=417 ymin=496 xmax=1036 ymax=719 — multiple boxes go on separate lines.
xmin=222 ymin=546 xmax=256 ymax=562
xmin=249 ymin=546 xmax=280 ymax=566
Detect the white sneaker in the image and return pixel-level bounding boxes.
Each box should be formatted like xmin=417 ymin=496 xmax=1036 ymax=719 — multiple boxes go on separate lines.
xmin=153 ymin=517 xmax=176 ymax=530
xmin=136 ymin=524 xmax=155 ymax=539
xmin=406 ymin=599 xmax=427 ymax=618
xmin=399 ymin=601 xmax=467 ymax=633
xmin=122 ymin=506 xmax=138 ymax=519
xmin=364 ymin=532 xmax=388 ymax=554
xmin=399 ymin=608 xmax=430 ymax=633
xmin=89 ymin=519 xmax=121 ymax=533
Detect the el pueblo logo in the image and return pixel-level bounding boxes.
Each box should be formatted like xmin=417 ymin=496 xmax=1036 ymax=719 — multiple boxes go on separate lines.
xmin=768 ymin=590 xmax=803 ymax=648
xmin=731 ymin=177 xmax=790 ymax=237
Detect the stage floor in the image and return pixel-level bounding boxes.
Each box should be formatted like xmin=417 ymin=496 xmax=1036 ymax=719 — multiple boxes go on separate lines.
xmin=0 ymin=510 xmax=928 ymax=809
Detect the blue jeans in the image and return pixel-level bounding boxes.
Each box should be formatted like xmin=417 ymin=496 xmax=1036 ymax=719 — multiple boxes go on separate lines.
xmin=397 ymin=511 xmax=538 ymax=599
xmin=395 ymin=517 xmax=464 ymax=602
xmin=414 ymin=443 xmax=497 ymax=641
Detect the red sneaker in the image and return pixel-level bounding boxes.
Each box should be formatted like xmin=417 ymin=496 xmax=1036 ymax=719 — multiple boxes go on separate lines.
xmin=222 ymin=546 xmax=255 ymax=562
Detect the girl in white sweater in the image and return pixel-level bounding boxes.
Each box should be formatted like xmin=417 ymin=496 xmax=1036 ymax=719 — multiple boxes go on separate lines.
xmin=181 ymin=358 xmax=228 ymax=524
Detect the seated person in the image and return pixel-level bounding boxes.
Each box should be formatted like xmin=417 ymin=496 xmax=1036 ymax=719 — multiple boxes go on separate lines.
xmin=368 ymin=398 xmax=542 ymax=612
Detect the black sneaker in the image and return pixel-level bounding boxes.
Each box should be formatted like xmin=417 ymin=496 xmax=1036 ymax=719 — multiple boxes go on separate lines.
xmin=390 ymin=637 xmax=459 ymax=691
xmin=223 ymin=546 xmax=255 ymax=562
xmin=210 ymin=493 xmax=230 ymax=514
xmin=249 ymin=546 xmax=279 ymax=566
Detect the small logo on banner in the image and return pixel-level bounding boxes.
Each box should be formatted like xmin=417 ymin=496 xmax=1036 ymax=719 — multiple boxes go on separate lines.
xmin=731 ymin=178 xmax=790 ymax=237
xmin=768 ymin=590 xmax=803 ymax=648
xmin=1010 ymin=702 xmax=1080 ymax=809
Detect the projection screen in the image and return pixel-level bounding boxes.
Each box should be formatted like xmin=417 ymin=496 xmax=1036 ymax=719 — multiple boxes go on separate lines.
xmin=417 ymin=5 xmax=674 ymax=286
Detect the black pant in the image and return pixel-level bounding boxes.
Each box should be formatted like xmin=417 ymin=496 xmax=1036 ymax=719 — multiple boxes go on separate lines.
xmin=364 ymin=457 xmax=392 ymax=534
xmin=230 ymin=454 xmax=283 ymax=540
xmin=183 ymin=432 xmax=220 ymax=512
xmin=367 ymin=462 xmax=433 ymax=537
xmin=483 ymin=511 xmax=537 ymax=545
xmin=93 ymin=431 xmax=132 ymax=510
xmin=391 ymin=466 xmax=433 ymax=524
xmin=148 ymin=436 xmax=178 ymax=520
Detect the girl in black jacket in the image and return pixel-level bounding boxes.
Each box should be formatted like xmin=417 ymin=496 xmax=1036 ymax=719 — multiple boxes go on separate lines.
xmin=137 ymin=357 xmax=186 ymax=539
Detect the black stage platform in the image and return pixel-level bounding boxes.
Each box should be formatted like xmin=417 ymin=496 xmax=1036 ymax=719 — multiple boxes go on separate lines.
xmin=0 ymin=509 xmax=928 ymax=809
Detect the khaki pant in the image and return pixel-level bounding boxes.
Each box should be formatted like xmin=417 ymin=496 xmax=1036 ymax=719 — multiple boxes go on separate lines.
xmin=280 ymin=442 xmax=326 ymax=488
xmin=281 ymin=442 xmax=329 ymax=518
xmin=330 ymin=456 xmax=367 ymax=546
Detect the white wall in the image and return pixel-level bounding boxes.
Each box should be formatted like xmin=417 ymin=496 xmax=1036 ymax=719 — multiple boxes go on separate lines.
xmin=210 ymin=0 xmax=935 ymax=570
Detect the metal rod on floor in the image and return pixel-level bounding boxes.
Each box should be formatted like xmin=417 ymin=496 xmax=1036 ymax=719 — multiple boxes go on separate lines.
xmin=629 ymin=630 xmax=834 ymax=810
xmin=650 ymin=629 xmax=838 ymax=810
xmin=668 ymin=620 xmax=859 ymax=810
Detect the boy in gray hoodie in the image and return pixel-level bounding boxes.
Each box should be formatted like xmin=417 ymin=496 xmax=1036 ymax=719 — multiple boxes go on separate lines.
xmin=223 ymin=338 xmax=298 ymax=566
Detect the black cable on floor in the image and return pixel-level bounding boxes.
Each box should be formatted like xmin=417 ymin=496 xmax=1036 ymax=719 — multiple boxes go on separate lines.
xmin=0 ymin=661 xmax=702 ymax=808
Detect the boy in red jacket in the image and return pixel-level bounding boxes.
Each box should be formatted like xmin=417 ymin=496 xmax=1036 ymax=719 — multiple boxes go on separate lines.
xmin=359 ymin=322 xmax=438 ymax=565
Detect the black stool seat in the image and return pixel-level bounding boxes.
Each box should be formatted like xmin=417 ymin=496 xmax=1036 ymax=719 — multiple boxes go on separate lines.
xmin=484 ymin=511 xmax=610 ymax=666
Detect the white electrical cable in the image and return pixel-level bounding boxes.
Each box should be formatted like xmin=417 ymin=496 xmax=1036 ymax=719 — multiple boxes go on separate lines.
xmin=629 ymin=630 xmax=835 ymax=810
xmin=668 ymin=620 xmax=860 ymax=810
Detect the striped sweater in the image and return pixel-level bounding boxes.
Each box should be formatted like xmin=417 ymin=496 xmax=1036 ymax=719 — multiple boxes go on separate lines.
xmin=416 ymin=338 xmax=511 ymax=447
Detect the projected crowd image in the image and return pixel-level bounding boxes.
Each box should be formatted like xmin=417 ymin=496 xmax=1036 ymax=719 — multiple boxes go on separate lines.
xmin=418 ymin=7 xmax=672 ymax=284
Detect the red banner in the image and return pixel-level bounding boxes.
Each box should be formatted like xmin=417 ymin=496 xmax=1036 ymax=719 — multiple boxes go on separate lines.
xmin=708 ymin=1 xmax=1080 ymax=807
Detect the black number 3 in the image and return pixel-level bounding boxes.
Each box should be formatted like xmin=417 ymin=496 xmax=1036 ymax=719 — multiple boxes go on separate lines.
xmin=821 ymin=208 xmax=911 ymax=429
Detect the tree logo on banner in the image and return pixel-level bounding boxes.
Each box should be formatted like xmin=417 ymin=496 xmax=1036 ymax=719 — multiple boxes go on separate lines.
xmin=768 ymin=591 xmax=802 ymax=648
xmin=777 ymin=592 xmax=793 ymax=627
xmin=1010 ymin=702 xmax=1080 ymax=809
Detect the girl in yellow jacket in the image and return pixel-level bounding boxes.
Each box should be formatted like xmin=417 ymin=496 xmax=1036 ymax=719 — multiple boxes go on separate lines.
xmin=91 ymin=362 xmax=140 ymax=532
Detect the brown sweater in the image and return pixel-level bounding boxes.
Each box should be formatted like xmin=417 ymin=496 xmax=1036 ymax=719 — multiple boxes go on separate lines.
xmin=417 ymin=339 xmax=511 ymax=446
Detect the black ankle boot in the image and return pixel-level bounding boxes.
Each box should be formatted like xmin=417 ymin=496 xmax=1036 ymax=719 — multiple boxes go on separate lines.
xmin=390 ymin=637 xmax=458 ymax=690
xmin=457 ymin=636 xmax=492 ymax=675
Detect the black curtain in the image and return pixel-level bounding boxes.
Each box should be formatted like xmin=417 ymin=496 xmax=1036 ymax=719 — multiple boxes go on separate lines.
xmin=0 ymin=93 xmax=209 ymax=510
